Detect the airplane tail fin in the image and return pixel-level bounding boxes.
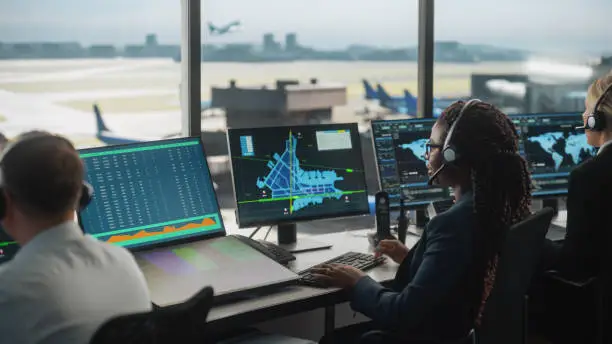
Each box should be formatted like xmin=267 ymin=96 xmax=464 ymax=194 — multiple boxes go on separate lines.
xmin=362 ymin=79 xmax=378 ymax=100
xmin=376 ymin=84 xmax=392 ymax=103
xmin=208 ymin=22 xmax=217 ymax=33
xmin=93 ymin=104 xmax=110 ymax=133
xmin=403 ymin=90 xmax=418 ymax=110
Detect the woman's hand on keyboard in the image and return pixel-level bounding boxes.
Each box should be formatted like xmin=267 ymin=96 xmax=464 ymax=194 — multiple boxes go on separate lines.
xmin=375 ymin=239 xmax=409 ymax=264
xmin=310 ymin=264 xmax=366 ymax=288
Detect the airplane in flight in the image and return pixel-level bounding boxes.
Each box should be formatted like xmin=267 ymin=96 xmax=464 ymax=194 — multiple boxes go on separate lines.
xmin=208 ymin=21 xmax=242 ymax=36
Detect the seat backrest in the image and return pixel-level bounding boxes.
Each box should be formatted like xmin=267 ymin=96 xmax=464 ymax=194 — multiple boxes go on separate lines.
xmin=90 ymin=286 xmax=214 ymax=344
xmin=477 ymin=208 xmax=554 ymax=344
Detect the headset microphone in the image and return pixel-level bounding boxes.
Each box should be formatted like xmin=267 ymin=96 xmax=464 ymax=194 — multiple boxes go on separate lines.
xmin=427 ymin=164 xmax=446 ymax=185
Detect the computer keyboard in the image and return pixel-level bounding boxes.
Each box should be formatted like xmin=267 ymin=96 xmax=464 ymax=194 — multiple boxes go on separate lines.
xmin=547 ymin=223 xmax=566 ymax=241
xmin=297 ymin=251 xmax=386 ymax=288
xmin=230 ymin=234 xmax=296 ymax=265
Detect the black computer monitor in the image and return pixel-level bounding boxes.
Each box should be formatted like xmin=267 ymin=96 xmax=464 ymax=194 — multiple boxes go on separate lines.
xmin=77 ymin=137 xmax=226 ymax=250
xmin=227 ymin=123 xmax=369 ymax=253
xmin=370 ymin=118 xmax=453 ymax=210
xmin=512 ymin=113 xmax=597 ymax=198
xmin=0 ymin=226 xmax=18 ymax=265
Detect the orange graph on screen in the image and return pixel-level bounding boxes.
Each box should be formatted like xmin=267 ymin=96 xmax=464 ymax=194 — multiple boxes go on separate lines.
xmin=107 ymin=218 xmax=216 ymax=243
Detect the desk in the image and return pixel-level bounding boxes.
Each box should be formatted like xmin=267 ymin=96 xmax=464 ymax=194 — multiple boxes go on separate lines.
xmin=208 ymin=216 xmax=417 ymax=334
xmin=209 ymin=208 xmax=566 ymax=336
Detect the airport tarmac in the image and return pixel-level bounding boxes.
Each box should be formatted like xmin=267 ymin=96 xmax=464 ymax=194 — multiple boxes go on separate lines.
xmin=0 ymin=59 xmax=526 ymax=146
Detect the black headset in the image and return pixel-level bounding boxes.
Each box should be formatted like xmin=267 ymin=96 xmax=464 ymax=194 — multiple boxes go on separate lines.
xmin=0 ymin=134 xmax=93 ymax=220
xmin=428 ymin=99 xmax=482 ymax=185
xmin=582 ymin=82 xmax=612 ymax=131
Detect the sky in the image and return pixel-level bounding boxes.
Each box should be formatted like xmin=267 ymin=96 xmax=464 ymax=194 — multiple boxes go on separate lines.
xmin=0 ymin=0 xmax=610 ymax=54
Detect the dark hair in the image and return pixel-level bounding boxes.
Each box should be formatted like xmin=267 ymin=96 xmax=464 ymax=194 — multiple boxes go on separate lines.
xmin=438 ymin=101 xmax=532 ymax=326
xmin=0 ymin=131 xmax=83 ymax=217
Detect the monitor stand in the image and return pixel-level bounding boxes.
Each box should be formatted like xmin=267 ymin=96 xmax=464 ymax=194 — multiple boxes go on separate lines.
xmin=276 ymin=223 xmax=332 ymax=254
xmin=542 ymin=198 xmax=559 ymax=216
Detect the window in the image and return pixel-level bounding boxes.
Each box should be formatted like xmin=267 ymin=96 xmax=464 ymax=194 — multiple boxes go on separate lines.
xmin=0 ymin=0 xmax=183 ymax=147
xmin=433 ymin=0 xmax=611 ymax=115
xmin=201 ymin=0 xmax=419 ymax=197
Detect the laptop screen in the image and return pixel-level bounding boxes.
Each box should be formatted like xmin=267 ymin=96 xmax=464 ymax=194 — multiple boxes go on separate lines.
xmin=77 ymin=137 xmax=225 ymax=250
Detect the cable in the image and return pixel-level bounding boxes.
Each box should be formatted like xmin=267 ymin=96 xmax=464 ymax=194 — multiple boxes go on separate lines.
xmin=248 ymin=226 xmax=262 ymax=239
xmin=263 ymin=226 xmax=273 ymax=241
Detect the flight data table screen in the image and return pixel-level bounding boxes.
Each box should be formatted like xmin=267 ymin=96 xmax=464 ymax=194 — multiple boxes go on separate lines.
xmin=228 ymin=124 xmax=369 ymax=227
xmin=78 ymin=138 xmax=224 ymax=249
xmin=512 ymin=113 xmax=596 ymax=197
xmin=371 ymin=119 xmax=452 ymax=208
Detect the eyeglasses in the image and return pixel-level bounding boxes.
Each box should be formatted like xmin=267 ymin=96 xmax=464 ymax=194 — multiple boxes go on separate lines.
xmin=425 ymin=141 xmax=443 ymax=158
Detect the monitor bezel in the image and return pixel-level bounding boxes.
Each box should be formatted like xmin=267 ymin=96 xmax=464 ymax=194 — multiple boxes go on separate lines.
xmin=76 ymin=136 xmax=227 ymax=253
xmin=227 ymin=122 xmax=370 ymax=228
xmin=370 ymin=117 xmax=452 ymax=210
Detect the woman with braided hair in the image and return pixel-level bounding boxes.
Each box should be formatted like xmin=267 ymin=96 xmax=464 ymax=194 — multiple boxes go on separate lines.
xmin=315 ymin=100 xmax=532 ymax=344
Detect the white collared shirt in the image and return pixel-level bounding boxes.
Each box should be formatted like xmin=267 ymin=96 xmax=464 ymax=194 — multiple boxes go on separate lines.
xmin=0 ymin=221 xmax=152 ymax=344
xmin=598 ymin=139 xmax=612 ymax=155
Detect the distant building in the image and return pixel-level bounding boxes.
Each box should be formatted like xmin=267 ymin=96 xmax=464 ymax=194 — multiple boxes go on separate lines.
xmin=285 ymin=33 xmax=298 ymax=52
xmin=263 ymin=33 xmax=280 ymax=53
xmin=145 ymin=34 xmax=158 ymax=47
xmin=89 ymin=45 xmax=117 ymax=58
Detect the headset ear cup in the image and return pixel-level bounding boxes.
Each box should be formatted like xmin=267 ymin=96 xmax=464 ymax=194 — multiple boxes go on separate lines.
xmin=79 ymin=182 xmax=93 ymax=211
xmin=443 ymin=146 xmax=457 ymax=164
xmin=0 ymin=187 xmax=5 ymax=220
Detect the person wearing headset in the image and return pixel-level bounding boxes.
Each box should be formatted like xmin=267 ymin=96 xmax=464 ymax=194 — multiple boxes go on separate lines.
xmin=530 ymin=73 xmax=612 ymax=343
xmin=0 ymin=131 xmax=152 ymax=344
xmin=314 ymin=101 xmax=533 ymax=343
xmin=541 ymin=72 xmax=612 ymax=279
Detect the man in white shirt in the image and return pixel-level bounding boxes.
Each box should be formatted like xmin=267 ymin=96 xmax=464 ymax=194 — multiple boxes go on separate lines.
xmin=0 ymin=131 xmax=152 ymax=344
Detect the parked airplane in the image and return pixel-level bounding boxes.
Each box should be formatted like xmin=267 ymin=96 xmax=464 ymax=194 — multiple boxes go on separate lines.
xmin=363 ymin=79 xmax=460 ymax=117
xmin=92 ymin=104 xmax=178 ymax=145
xmin=362 ymin=79 xmax=405 ymax=102
xmin=208 ymin=21 xmax=241 ymax=36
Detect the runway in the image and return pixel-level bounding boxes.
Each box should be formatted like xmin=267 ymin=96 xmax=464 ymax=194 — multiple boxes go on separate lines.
xmin=0 ymin=59 xmax=525 ymax=147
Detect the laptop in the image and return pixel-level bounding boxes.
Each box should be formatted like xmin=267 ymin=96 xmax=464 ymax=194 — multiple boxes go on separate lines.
xmin=77 ymin=136 xmax=298 ymax=306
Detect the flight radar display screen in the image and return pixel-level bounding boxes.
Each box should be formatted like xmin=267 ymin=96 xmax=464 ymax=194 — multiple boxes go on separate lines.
xmin=228 ymin=123 xmax=369 ymax=227
xmin=78 ymin=137 xmax=225 ymax=250
xmin=512 ymin=113 xmax=596 ymax=197
xmin=371 ymin=119 xmax=452 ymax=208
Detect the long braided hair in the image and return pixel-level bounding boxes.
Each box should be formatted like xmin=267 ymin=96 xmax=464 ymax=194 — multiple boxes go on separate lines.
xmin=438 ymin=101 xmax=532 ymax=326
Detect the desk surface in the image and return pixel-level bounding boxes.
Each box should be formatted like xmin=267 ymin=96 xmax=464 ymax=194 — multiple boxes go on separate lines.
xmin=208 ymin=225 xmax=414 ymax=326
xmin=208 ymin=208 xmax=567 ymax=330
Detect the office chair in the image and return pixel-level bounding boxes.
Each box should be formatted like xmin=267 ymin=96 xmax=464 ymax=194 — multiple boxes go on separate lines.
xmin=89 ymin=286 xmax=214 ymax=344
xmin=476 ymin=207 xmax=554 ymax=344
xmin=359 ymin=208 xmax=554 ymax=344
xmin=543 ymin=221 xmax=611 ymax=344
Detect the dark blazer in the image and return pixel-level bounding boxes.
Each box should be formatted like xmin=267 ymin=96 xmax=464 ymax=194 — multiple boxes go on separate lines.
xmin=543 ymin=144 xmax=612 ymax=280
xmin=350 ymin=191 xmax=477 ymax=340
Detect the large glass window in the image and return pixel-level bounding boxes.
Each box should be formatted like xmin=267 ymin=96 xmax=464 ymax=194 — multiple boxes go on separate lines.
xmin=434 ymin=0 xmax=611 ymax=115
xmin=0 ymin=0 xmax=183 ymax=147
xmin=200 ymin=0 xmax=419 ymax=203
